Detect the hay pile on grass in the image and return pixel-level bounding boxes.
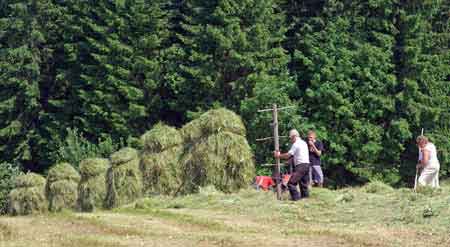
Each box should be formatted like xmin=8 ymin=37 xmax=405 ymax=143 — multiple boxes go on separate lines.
xmin=179 ymin=108 xmax=255 ymax=194
xmin=77 ymin=158 xmax=109 ymax=212
xmin=105 ymin=147 xmax=143 ymax=208
xmin=363 ymin=181 xmax=394 ymax=194
xmin=181 ymin=108 xmax=246 ymax=143
xmin=46 ymin=162 xmax=80 ymax=212
xmin=140 ymin=123 xmax=183 ymax=196
xmin=7 ymin=173 xmax=47 ymax=215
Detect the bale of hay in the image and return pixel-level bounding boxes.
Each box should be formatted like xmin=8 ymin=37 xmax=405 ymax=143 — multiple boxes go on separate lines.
xmin=77 ymin=158 xmax=109 ymax=212
xmin=180 ymin=131 xmax=255 ymax=193
xmin=45 ymin=163 xmax=80 ymax=212
xmin=105 ymin=148 xmax=143 ymax=209
xmin=181 ymin=108 xmax=246 ymax=143
xmin=8 ymin=173 xmax=47 ymax=215
xmin=140 ymin=123 xmax=183 ymax=152
xmin=140 ymin=145 xmax=183 ymax=196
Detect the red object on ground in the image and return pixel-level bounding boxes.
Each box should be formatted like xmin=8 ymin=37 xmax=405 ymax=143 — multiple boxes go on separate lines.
xmin=254 ymin=174 xmax=292 ymax=191
xmin=282 ymin=174 xmax=291 ymax=186
xmin=254 ymin=176 xmax=275 ymax=190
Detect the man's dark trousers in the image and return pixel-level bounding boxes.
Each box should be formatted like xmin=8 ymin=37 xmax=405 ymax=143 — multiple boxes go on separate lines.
xmin=288 ymin=163 xmax=310 ymax=200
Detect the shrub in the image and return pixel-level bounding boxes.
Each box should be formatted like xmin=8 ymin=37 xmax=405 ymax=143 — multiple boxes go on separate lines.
xmin=0 ymin=163 xmax=22 ymax=214
xmin=53 ymin=128 xmax=123 ymax=169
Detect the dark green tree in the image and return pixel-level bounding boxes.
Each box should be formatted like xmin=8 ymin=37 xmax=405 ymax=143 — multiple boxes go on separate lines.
xmin=282 ymin=0 xmax=404 ymax=184
xmin=394 ymin=0 xmax=450 ymax=180
xmin=0 ymin=0 xmax=68 ymax=171
xmin=61 ymin=0 xmax=168 ymax=142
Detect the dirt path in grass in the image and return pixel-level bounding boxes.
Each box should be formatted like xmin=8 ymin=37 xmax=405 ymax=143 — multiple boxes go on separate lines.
xmin=0 ymin=209 xmax=446 ymax=247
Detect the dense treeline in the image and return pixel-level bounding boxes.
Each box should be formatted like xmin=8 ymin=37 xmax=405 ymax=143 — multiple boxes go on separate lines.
xmin=1 ymin=0 xmax=449 ymax=186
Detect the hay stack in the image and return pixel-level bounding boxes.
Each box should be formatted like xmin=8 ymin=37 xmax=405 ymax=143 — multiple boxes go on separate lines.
xmin=105 ymin=147 xmax=143 ymax=208
xmin=181 ymin=108 xmax=246 ymax=143
xmin=46 ymin=162 xmax=80 ymax=212
xmin=141 ymin=122 xmax=183 ymax=151
xmin=179 ymin=108 xmax=255 ymax=193
xmin=8 ymin=173 xmax=47 ymax=215
xmin=77 ymin=158 xmax=109 ymax=212
xmin=140 ymin=123 xmax=183 ymax=196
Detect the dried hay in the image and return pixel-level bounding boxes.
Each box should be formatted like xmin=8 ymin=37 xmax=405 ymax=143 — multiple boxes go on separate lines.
xmin=8 ymin=173 xmax=46 ymax=215
xmin=105 ymin=148 xmax=143 ymax=209
xmin=79 ymin=158 xmax=110 ymax=178
xmin=46 ymin=163 xmax=80 ymax=212
xmin=181 ymin=108 xmax=246 ymax=143
xmin=110 ymin=147 xmax=139 ymax=167
xmin=140 ymin=145 xmax=183 ymax=196
xmin=46 ymin=162 xmax=80 ymax=185
xmin=77 ymin=158 xmax=109 ymax=212
xmin=180 ymin=131 xmax=255 ymax=193
xmin=14 ymin=173 xmax=46 ymax=189
xmin=140 ymin=123 xmax=183 ymax=152
xmin=48 ymin=180 xmax=78 ymax=212
xmin=363 ymin=181 xmax=394 ymax=194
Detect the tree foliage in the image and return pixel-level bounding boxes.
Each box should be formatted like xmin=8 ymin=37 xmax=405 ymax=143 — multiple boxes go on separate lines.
xmin=0 ymin=0 xmax=448 ymax=186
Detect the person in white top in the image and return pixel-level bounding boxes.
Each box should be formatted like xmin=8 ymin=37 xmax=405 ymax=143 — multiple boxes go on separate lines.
xmin=416 ymin=135 xmax=440 ymax=188
xmin=274 ymin=129 xmax=310 ymax=200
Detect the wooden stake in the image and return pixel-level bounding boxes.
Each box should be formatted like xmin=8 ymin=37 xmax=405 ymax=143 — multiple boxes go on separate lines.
xmin=257 ymin=104 xmax=294 ymax=200
xmin=272 ymin=104 xmax=282 ymax=200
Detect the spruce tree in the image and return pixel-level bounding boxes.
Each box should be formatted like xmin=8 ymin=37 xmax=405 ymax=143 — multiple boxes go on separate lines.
xmin=62 ymin=0 xmax=168 ymax=142
xmin=282 ymin=0 xmax=402 ymax=184
xmin=165 ymin=0 xmax=297 ymax=165
xmin=394 ymin=0 xmax=450 ymax=179
xmin=0 ymin=0 xmax=67 ymax=170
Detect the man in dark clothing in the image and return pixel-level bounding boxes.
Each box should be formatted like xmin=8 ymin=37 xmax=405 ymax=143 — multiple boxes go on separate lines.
xmin=307 ymin=130 xmax=324 ymax=187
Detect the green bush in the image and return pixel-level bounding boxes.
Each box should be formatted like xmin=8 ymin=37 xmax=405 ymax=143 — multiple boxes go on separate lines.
xmin=0 ymin=163 xmax=22 ymax=214
xmin=53 ymin=128 xmax=124 ymax=169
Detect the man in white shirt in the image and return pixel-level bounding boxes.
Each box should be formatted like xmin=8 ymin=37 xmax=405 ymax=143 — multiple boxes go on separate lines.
xmin=274 ymin=129 xmax=310 ymax=200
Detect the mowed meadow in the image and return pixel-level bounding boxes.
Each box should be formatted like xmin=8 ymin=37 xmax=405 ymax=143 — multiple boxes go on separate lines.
xmin=1 ymin=181 xmax=450 ymax=247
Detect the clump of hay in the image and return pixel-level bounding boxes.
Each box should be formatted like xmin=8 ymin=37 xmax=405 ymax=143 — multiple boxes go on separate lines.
xmin=363 ymin=181 xmax=394 ymax=194
xmin=415 ymin=185 xmax=440 ymax=196
xmin=8 ymin=173 xmax=47 ymax=215
xmin=46 ymin=163 xmax=80 ymax=212
xmin=141 ymin=122 xmax=183 ymax=152
xmin=77 ymin=158 xmax=109 ymax=212
xmin=180 ymin=129 xmax=255 ymax=194
xmin=140 ymin=123 xmax=184 ymax=196
xmin=140 ymin=146 xmax=183 ymax=196
xmin=105 ymin=147 xmax=143 ymax=208
xmin=181 ymin=108 xmax=246 ymax=143
xmin=14 ymin=173 xmax=46 ymax=188
xmin=336 ymin=192 xmax=354 ymax=203
xmin=110 ymin=147 xmax=139 ymax=166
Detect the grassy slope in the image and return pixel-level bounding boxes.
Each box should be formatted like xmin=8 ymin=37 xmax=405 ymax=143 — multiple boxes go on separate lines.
xmin=1 ymin=182 xmax=449 ymax=247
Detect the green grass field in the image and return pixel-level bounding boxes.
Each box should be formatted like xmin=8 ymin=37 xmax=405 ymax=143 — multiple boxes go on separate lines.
xmin=1 ymin=182 xmax=449 ymax=247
